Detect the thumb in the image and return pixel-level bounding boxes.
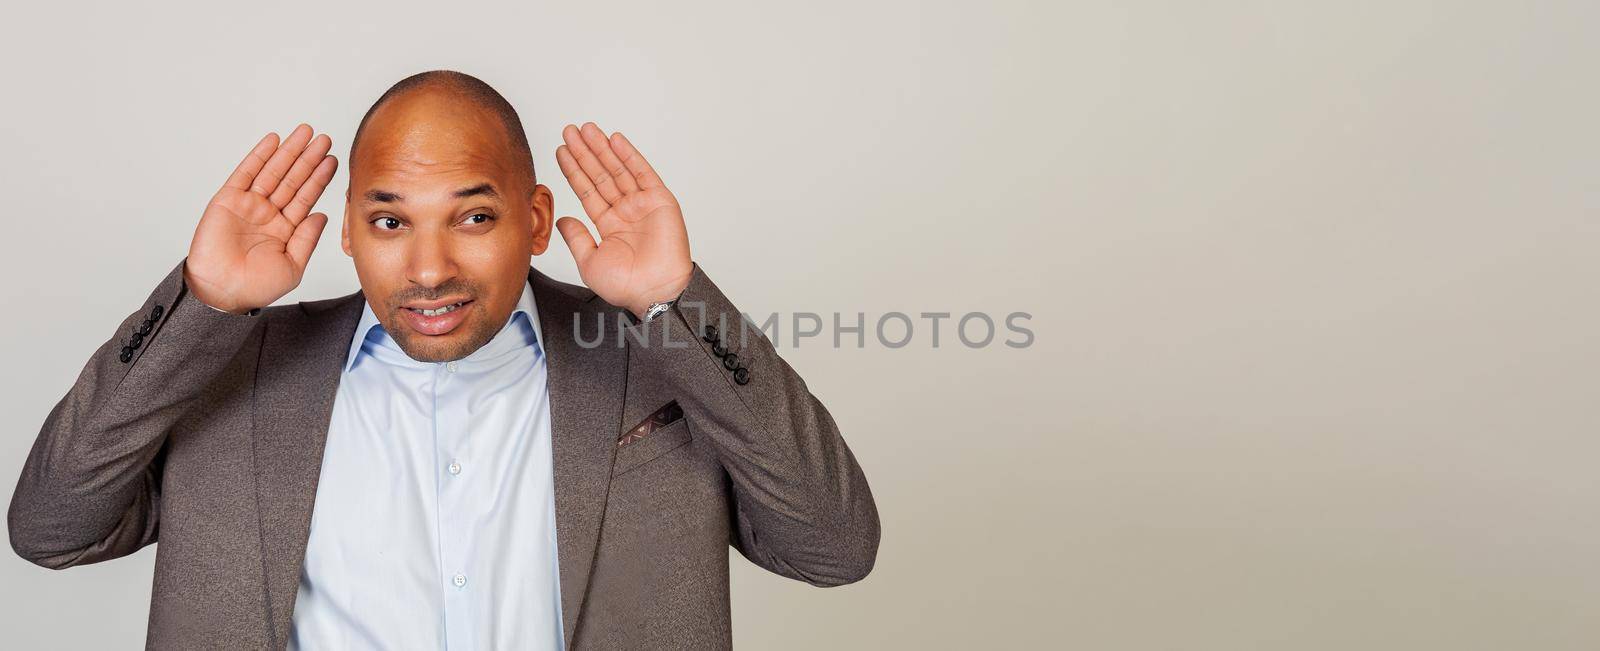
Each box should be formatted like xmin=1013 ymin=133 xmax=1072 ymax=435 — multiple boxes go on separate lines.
xmin=555 ymin=216 xmax=597 ymax=267
xmin=287 ymin=212 xmax=329 ymax=270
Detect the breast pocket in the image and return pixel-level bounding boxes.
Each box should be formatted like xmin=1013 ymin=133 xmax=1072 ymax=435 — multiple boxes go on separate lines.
xmin=613 ymin=416 xmax=693 ymax=477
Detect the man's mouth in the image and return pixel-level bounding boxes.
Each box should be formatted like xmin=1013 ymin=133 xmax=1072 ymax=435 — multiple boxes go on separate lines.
xmin=399 ymin=298 xmax=475 ymax=336
xmin=408 ymin=301 xmax=468 ymax=317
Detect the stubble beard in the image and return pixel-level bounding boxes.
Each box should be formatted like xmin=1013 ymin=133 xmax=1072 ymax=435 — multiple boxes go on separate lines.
xmin=384 ymin=306 xmax=501 ymax=363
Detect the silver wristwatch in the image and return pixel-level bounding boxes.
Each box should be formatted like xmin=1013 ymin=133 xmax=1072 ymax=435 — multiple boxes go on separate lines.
xmin=642 ymin=299 xmax=675 ymax=323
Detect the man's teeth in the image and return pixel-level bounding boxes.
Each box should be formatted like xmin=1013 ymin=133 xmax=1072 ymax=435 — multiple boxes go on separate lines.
xmin=411 ymin=302 xmax=465 ymax=317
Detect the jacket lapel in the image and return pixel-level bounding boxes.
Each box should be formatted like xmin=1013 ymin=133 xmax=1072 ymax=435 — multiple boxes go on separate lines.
xmin=529 ymin=266 xmax=627 ymax=649
xmin=252 ymin=291 xmax=364 ymax=650
xmin=250 ymin=269 xmax=625 ymax=650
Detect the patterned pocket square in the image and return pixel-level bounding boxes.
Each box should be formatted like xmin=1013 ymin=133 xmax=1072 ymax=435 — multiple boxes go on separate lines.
xmin=618 ymin=401 xmax=684 ymax=448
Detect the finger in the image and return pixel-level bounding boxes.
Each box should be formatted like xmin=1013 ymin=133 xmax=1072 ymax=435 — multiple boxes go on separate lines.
xmin=269 ymin=133 xmax=333 ymax=209
xmin=224 ymin=132 xmax=280 ymax=191
xmin=555 ymin=143 xmax=611 ymax=221
xmin=286 ymin=211 xmax=329 ymax=271
xmin=579 ymin=122 xmax=638 ymax=195
xmin=607 ymin=131 xmax=665 ymax=190
xmin=562 ymin=123 xmax=622 ymax=205
xmin=555 ymin=216 xmax=597 ymax=267
xmin=285 ymin=155 xmax=339 ymax=224
xmin=251 ymin=123 xmax=315 ymax=198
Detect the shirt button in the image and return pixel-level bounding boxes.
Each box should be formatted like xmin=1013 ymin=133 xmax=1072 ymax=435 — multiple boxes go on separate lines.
xmin=446 ymin=361 xmax=458 ymax=373
xmin=453 ymin=573 xmax=467 ymax=587
xmin=448 ymin=460 xmax=462 ymax=475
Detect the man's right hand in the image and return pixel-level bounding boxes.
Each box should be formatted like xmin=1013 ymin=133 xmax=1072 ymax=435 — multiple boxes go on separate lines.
xmin=184 ymin=124 xmax=338 ymax=314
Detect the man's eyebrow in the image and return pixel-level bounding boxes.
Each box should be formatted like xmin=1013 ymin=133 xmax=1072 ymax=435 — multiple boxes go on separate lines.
xmin=453 ymin=183 xmax=500 ymax=200
xmin=361 ymin=184 xmax=499 ymax=204
xmin=364 ymin=189 xmax=403 ymax=203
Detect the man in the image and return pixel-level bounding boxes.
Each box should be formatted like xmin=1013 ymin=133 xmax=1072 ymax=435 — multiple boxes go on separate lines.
xmin=8 ymin=70 xmax=880 ymax=649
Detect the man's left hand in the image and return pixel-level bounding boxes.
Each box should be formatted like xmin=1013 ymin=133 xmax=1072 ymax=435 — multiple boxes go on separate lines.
xmin=554 ymin=122 xmax=693 ymax=320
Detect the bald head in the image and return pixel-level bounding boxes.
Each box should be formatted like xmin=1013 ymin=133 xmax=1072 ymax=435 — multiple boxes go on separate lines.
xmin=349 ymin=70 xmax=535 ymax=196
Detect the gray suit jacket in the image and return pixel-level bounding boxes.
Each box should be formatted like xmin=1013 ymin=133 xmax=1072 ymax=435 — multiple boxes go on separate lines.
xmin=8 ymin=258 xmax=880 ymax=649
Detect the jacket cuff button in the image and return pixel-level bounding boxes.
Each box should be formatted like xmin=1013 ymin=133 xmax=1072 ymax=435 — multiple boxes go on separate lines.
xmin=722 ymin=352 xmax=740 ymax=370
xmin=118 ymin=347 xmax=133 ymax=363
xmin=733 ymin=367 xmax=750 ymax=385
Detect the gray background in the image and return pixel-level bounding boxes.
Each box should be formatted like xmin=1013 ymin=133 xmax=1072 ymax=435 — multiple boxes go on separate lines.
xmin=2 ymin=1 xmax=1597 ymax=648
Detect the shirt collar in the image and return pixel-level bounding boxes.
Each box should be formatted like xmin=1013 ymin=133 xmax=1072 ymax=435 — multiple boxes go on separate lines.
xmin=344 ymin=277 xmax=543 ymax=372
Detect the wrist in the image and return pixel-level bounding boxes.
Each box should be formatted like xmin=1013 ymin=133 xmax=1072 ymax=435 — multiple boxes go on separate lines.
xmin=628 ymin=269 xmax=693 ymax=320
xmin=182 ymin=266 xmax=255 ymax=316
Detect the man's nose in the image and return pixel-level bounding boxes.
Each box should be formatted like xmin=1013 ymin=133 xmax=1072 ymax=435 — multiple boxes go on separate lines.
xmin=404 ymin=228 xmax=460 ymax=290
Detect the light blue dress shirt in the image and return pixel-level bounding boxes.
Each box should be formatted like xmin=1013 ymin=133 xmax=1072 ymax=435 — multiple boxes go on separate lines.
xmin=288 ymin=280 xmax=564 ymax=650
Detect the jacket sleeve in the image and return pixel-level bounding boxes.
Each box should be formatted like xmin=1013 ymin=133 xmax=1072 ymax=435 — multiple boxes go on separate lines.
xmin=7 ymin=257 xmax=261 ymax=569
xmin=623 ymin=263 xmax=881 ymax=587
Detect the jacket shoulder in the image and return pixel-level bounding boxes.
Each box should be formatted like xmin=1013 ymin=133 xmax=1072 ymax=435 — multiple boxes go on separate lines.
xmin=247 ymin=291 xmax=363 ymax=331
xmin=293 ymin=290 xmax=364 ymax=316
xmin=529 ymin=266 xmax=597 ymax=304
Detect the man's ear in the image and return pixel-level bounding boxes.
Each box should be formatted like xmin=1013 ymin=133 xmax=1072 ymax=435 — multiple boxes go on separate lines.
xmin=529 ymin=183 xmax=554 ymax=255
xmin=341 ymin=192 xmax=353 ymax=257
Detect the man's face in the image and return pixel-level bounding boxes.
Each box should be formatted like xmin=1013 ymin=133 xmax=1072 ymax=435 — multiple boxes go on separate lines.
xmin=342 ymin=89 xmax=553 ymax=362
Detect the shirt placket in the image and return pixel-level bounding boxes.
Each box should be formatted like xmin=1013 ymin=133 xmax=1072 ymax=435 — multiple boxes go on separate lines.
xmin=434 ymin=359 xmax=474 ymax=650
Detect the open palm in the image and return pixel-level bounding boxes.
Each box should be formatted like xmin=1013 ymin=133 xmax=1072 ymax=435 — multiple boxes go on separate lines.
xmin=186 ymin=125 xmax=337 ymax=314
xmin=554 ymin=123 xmax=692 ymax=318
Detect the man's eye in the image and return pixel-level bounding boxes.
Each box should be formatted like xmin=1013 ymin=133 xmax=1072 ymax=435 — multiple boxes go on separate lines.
xmin=465 ymin=213 xmax=494 ymax=225
xmin=373 ymin=217 xmax=402 ymax=230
